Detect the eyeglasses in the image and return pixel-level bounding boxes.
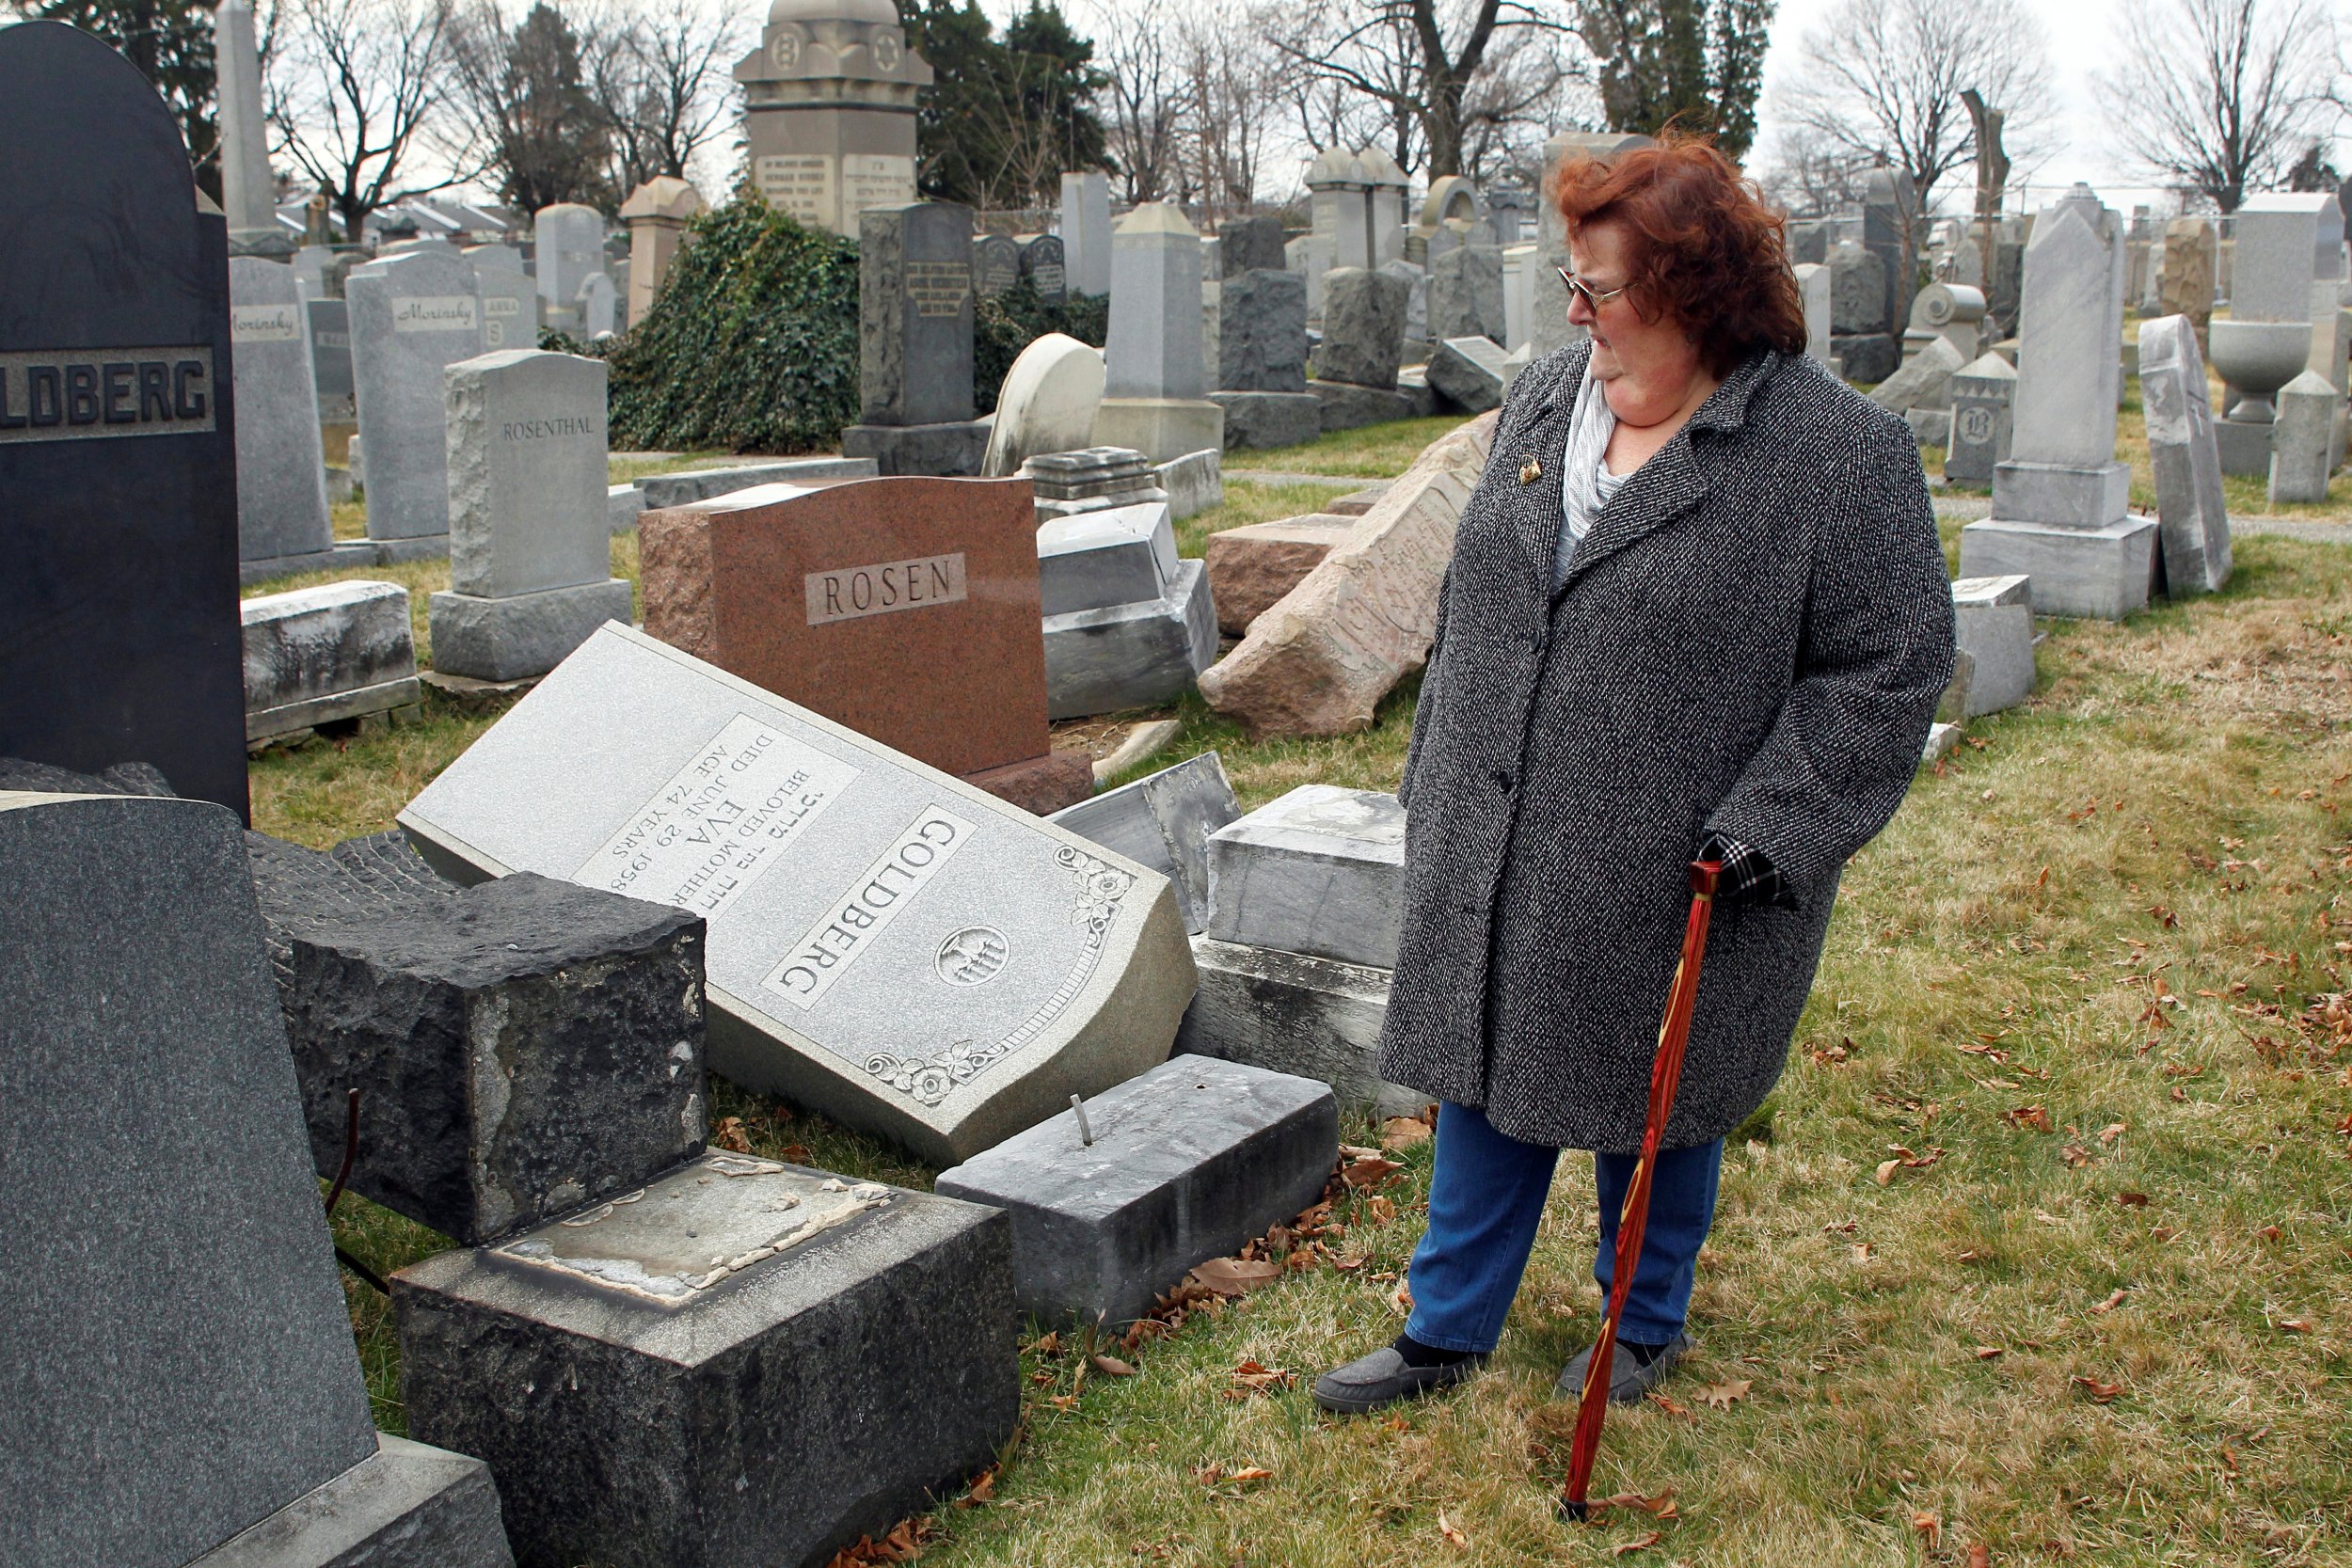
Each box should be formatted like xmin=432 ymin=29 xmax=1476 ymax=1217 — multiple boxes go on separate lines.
xmin=1556 ymin=266 xmax=1629 ymax=310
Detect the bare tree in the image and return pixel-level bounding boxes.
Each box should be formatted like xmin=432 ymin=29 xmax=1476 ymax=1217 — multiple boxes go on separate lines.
xmin=1175 ymin=2 xmax=1283 ymax=220
xmin=583 ymin=0 xmax=741 ymax=194
xmin=1756 ymin=125 xmax=1873 ymax=218
xmin=2098 ymin=0 xmax=2332 ymax=214
xmin=1265 ymin=0 xmax=1576 ymax=178
xmin=268 ymin=0 xmax=462 ymax=236
xmin=1775 ymin=0 xmax=2054 ymax=219
xmin=1095 ymin=0 xmax=1188 ymax=202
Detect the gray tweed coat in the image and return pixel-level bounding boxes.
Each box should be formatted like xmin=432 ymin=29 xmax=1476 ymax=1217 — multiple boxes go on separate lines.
xmin=1376 ymin=341 xmax=1954 ymax=1152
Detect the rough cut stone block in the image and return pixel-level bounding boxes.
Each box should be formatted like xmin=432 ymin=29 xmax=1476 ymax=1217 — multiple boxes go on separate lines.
xmin=1950 ymin=575 xmax=2036 ymax=717
xmin=399 ymin=624 xmax=1196 ymax=1164
xmin=1044 ymin=559 xmax=1218 ymax=719
xmin=190 ymin=1434 xmax=513 ymax=1568
xmin=1309 ymin=377 xmax=1418 ymax=431
xmin=1175 ymin=937 xmax=1421 ymax=1116
xmin=1216 ymin=268 xmax=1309 ymax=392
xmin=935 ymin=1055 xmax=1337 ymax=1325
xmin=2138 ymin=313 xmax=2233 ymax=594
xmin=1205 ymin=784 xmax=1405 ymax=969
xmin=841 ymin=418 xmax=992 ymax=477
xmin=393 ymin=1153 xmax=1016 ymax=1568
xmin=246 ymin=830 xmax=707 ymax=1245
xmin=1830 ymin=332 xmax=1899 ymax=384
xmin=1210 ymin=389 xmax=1321 ymax=449
xmin=429 ymin=578 xmax=636 ymax=684
xmin=1906 ymin=407 xmax=1953 ymax=447
xmin=1204 ymin=514 xmax=1353 ymax=635
xmin=1200 ymin=414 xmax=1495 ymax=736
xmin=243 ymin=579 xmax=421 ymax=741
xmin=1048 ymin=752 xmax=1241 ymax=932
xmin=1155 ymin=447 xmax=1222 ymax=520
xmin=1869 ymin=334 xmax=1965 ymax=413
xmin=1426 ymin=336 xmax=1506 ymax=412
xmin=608 ymin=483 xmax=646 ymax=534
xmin=1313 ymin=266 xmax=1410 ymax=389
xmin=0 ymin=791 xmax=509 ymax=1568
xmin=1957 ymin=515 xmax=2160 ymax=620
xmin=1038 ymin=500 xmax=1177 ymax=616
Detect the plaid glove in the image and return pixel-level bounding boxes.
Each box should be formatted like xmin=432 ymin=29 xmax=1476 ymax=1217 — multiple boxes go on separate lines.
xmin=1698 ymin=832 xmax=1787 ymax=909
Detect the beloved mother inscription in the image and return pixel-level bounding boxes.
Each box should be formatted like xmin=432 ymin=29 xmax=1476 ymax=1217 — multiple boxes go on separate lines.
xmin=401 ymin=624 xmax=1196 ymax=1161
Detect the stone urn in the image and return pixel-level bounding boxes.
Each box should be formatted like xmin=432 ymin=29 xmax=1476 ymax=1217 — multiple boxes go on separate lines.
xmin=2209 ymin=319 xmax=2313 ymax=421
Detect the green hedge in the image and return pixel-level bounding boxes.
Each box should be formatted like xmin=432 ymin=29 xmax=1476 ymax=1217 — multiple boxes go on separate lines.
xmin=597 ymin=190 xmax=1108 ymax=455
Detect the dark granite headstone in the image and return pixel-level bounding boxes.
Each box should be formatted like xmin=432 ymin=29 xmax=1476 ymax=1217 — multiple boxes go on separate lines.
xmin=1219 ymin=214 xmax=1289 ymax=277
xmin=246 ymin=830 xmax=710 ymax=1246
xmin=0 ymin=22 xmax=248 ymax=817
xmin=974 ymin=231 xmax=1020 ymax=298
xmin=1020 ymin=231 xmax=1066 ymax=303
xmin=843 ymin=201 xmax=989 ymax=474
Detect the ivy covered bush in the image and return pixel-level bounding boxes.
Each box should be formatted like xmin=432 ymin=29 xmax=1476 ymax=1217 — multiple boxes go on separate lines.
xmin=601 ymin=189 xmax=1109 ymax=455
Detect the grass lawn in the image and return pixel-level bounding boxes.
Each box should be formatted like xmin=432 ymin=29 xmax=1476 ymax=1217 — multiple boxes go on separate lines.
xmin=262 ymin=405 xmax=2352 ymax=1566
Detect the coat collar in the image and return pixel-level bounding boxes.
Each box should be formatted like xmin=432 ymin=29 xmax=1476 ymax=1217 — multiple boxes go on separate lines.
xmin=1520 ymin=344 xmax=1784 ymax=593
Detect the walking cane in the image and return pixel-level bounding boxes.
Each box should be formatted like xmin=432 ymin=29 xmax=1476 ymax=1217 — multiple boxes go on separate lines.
xmin=1559 ymin=858 xmax=1722 ymax=1523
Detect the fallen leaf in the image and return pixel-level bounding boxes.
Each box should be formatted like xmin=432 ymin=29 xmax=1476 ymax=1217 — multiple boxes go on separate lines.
xmin=1090 ymin=1354 xmax=1136 ymax=1377
xmin=2152 ymin=1226 xmax=2181 ymax=1243
xmin=1700 ymin=1379 xmax=1752 ymax=1409
xmin=1914 ymin=1511 xmax=1942 ymax=1549
xmin=1227 ymin=1359 xmax=1295 ymax=1397
xmin=2257 ymin=1225 xmax=2283 ymax=1242
xmin=1975 ymin=1345 xmax=2005 ymax=1360
xmin=1851 ymin=1242 xmax=1873 ymax=1264
xmin=1343 ymin=1155 xmax=1404 ymax=1189
xmin=1596 ymin=1490 xmax=1678 ymax=1518
xmin=711 ymin=1116 xmax=752 ymax=1153
xmin=1228 ymin=1466 xmax=1273 ymax=1483
xmin=1366 ymin=1195 xmax=1397 ymax=1225
xmin=2060 ymin=1144 xmax=2093 ymax=1168
xmin=2280 ymin=1318 xmax=2314 ymax=1333
xmin=2117 ymin=1191 xmax=2150 ymax=1207
xmin=1194 ymin=1464 xmax=1222 ymax=1485
xmin=1438 ymin=1510 xmax=1469 ymax=1549
xmin=2098 ymin=1122 xmax=2128 ymax=1145
xmin=779 ymin=1142 xmax=813 ymax=1165
xmin=2090 ymin=1289 xmax=2128 ymax=1315
xmin=1379 ymin=1117 xmax=1432 ymax=1151
xmin=1613 ymin=1531 xmax=1662 ymax=1556
xmin=958 ymin=1468 xmax=996 ymax=1507
xmin=1968 ymin=1544 xmax=1991 ymax=1568
xmin=1188 ymin=1257 xmax=1283 ymax=1297
xmin=1648 ymin=1393 xmax=1694 ymax=1418
xmin=2006 ymin=1104 xmax=2054 ymax=1132
xmin=2073 ymin=1376 xmax=2122 ymax=1402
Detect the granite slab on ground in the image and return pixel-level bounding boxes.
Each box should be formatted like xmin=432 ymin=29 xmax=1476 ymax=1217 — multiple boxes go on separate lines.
xmin=935 ymin=1055 xmax=1337 ymax=1325
xmin=1042 ymin=558 xmax=1218 ymax=720
xmin=1174 ymin=937 xmax=1422 ymax=1116
xmin=241 ymin=579 xmax=422 ymax=742
xmin=398 ymin=624 xmax=1195 ymax=1163
xmin=1204 ymin=515 xmax=1353 ymax=636
xmin=394 ymin=1152 xmax=1015 ymax=1568
xmin=246 ymin=830 xmax=708 ymax=1245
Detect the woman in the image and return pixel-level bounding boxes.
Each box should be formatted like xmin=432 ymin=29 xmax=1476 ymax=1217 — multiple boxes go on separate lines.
xmin=1314 ymin=136 xmax=1955 ymax=1415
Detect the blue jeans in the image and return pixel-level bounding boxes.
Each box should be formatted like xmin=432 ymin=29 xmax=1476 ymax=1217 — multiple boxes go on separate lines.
xmin=1404 ymin=1101 xmax=1724 ymax=1354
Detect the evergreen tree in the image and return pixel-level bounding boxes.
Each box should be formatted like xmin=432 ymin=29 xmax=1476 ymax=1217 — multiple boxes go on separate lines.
xmin=26 ymin=0 xmax=220 ymax=195
xmin=1578 ymin=0 xmax=1774 ymax=161
xmin=454 ymin=1 xmax=613 ymax=212
xmin=898 ymin=0 xmax=1106 ymax=208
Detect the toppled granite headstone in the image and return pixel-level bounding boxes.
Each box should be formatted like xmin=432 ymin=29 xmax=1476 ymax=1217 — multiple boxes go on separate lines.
xmin=246 ymin=830 xmax=708 ymax=1244
xmin=1048 ymin=752 xmax=1241 ymax=932
xmin=935 ymin=1055 xmax=1336 ymax=1324
xmin=1203 ymin=514 xmax=1353 ymax=635
xmin=1204 ymin=784 xmax=1405 ymax=969
xmin=1175 ymin=939 xmax=1422 ymax=1116
xmin=1199 ymin=413 xmax=1495 ymax=736
xmin=393 ymin=1152 xmax=1015 ymax=1568
xmin=242 ymin=579 xmax=422 ymax=742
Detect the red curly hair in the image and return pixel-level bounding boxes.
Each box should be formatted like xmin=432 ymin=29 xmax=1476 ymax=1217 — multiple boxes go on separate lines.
xmin=1549 ymin=133 xmax=1807 ymax=377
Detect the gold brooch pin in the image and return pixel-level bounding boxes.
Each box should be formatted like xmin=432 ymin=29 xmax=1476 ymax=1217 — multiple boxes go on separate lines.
xmin=1519 ymin=458 xmax=1543 ymax=485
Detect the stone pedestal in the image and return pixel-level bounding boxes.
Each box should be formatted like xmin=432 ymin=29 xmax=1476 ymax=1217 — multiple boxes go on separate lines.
xmin=1956 ymin=517 xmax=2160 ymax=621
xmin=428 ymin=579 xmax=638 ymax=685
xmin=618 ymin=176 xmax=702 ymax=324
xmin=1043 ymin=559 xmax=1218 ymax=719
xmin=1174 ymin=936 xmax=1420 ymax=1117
xmin=1950 ymin=575 xmax=2036 ymax=717
xmin=845 ymin=201 xmax=986 ymax=473
xmin=935 ymin=1056 xmax=1337 ymax=1325
xmin=2213 ymin=418 xmax=2273 ymax=475
xmin=1092 ymin=395 xmax=1224 ymax=463
xmin=737 ymin=3 xmax=927 ymax=238
xmin=1210 ymin=389 xmax=1321 ymax=449
xmin=394 ymin=1154 xmax=1015 ymax=1568
xmin=1308 ymin=379 xmax=1417 ymax=431
xmin=1204 ymin=785 xmax=1405 ymax=969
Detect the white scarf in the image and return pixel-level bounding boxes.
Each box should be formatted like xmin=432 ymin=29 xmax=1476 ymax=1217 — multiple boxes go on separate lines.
xmin=1555 ymin=357 xmax=1618 ymax=588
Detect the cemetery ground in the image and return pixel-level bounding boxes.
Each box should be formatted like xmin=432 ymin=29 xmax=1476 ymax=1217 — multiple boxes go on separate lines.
xmin=249 ymin=419 xmax=2352 ymax=1565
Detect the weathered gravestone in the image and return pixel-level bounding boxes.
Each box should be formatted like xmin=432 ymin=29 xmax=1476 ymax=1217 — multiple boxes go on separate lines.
xmin=1061 ymin=169 xmax=1112 ymax=294
xmin=1219 ymin=214 xmax=1288 ymax=276
xmin=400 ymin=625 xmax=1198 ymax=1163
xmin=393 ymin=1150 xmax=1012 ymax=1568
xmin=1314 ymin=265 xmax=1410 ymax=390
xmin=0 ymin=21 xmax=247 ymax=816
xmin=1948 ymin=575 xmax=2037 ymax=718
xmin=1200 ymin=413 xmax=1496 ymax=736
xmin=619 ymin=175 xmax=702 ymax=325
xmin=2160 ymin=217 xmax=2217 ymax=346
xmin=0 ymin=789 xmax=512 ymax=1568
xmin=1868 ymin=333 xmax=1964 ymax=417
xmin=935 ymin=1055 xmax=1337 ymax=1325
xmin=1426 ymin=335 xmax=1507 ymax=413
xmin=2137 ymin=312 xmax=2232 ymax=594
xmin=1944 ymin=352 xmax=2018 ymax=484
xmin=243 ymin=578 xmax=421 ymax=741
xmin=1793 ymin=261 xmax=1831 ymax=362
xmin=468 ymin=249 xmax=536 ymax=352
xmin=532 ymin=202 xmax=604 ymax=321
xmin=1047 ymin=752 xmax=1240 ymax=933
xmin=638 ymin=475 xmax=1092 ymax=811
xmin=347 ymin=247 xmax=485 ymax=555
xmin=1097 ymin=201 xmax=1224 ymax=463
xmin=306 ymin=296 xmax=354 ymax=420
xmin=576 ymin=271 xmax=617 ymax=339
xmin=1203 ymin=513 xmax=1353 ymax=635
xmin=980 ymin=330 xmax=1104 ymax=477
xmin=841 ymin=201 xmax=990 ymax=476
xmin=1037 ymin=501 xmax=1217 ymax=719
xmin=1021 ymin=445 xmax=1168 ymax=524
xmin=2268 ymin=370 xmax=2336 ymax=504
xmin=1960 ymin=185 xmax=2158 ymax=618
xmin=246 ymin=828 xmax=707 ymax=1245
xmin=1427 ymin=242 xmax=1503 ymax=342
xmin=229 ymin=255 xmax=339 ymax=579
xmin=974 ymin=231 xmax=1020 ymax=297
xmin=1204 ymin=784 xmax=1406 ymax=969
xmin=1019 ymin=232 xmax=1066 ymax=302
xmin=429 ymin=349 xmax=634 ymax=681
xmin=1212 ymin=266 xmax=1319 ymax=449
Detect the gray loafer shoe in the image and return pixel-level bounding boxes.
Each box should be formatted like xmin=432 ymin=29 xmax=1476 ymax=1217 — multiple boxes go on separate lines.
xmin=1312 ymin=1344 xmax=1484 ymax=1415
xmin=1552 ymin=1331 xmax=1692 ymax=1405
